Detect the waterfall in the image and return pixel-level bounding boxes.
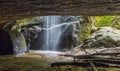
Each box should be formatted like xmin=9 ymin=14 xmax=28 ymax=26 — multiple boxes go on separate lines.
xmin=42 ymin=16 xmax=62 ymax=50
xmin=28 ymin=16 xmax=81 ymax=51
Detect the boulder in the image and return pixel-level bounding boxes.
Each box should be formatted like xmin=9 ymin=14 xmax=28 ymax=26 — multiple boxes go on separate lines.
xmin=82 ymin=27 xmax=120 ymax=48
xmin=4 ymin=21 xmax=27 ymax=56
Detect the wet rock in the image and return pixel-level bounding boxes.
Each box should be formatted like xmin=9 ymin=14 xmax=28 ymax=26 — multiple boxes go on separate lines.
xmin=4 ymin=21 xmax=27 ymax=56
xmin=9 ymin=30 xmax=27 ymax=56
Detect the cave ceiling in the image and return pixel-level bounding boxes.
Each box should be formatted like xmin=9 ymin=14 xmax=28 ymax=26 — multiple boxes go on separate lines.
xmin=0 ymin=0 xmax=120 ymax=23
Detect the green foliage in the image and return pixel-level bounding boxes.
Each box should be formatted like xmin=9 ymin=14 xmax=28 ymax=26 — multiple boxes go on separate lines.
xmin=94 ymin=16 xmax=115 ymax=27
xmin=79 ymin=25 xmax=91 ymax=41
xmin=77 ymin=17 xmax=92 ymax=44
xmin=94 ymin=16 xmax=120 ymax=29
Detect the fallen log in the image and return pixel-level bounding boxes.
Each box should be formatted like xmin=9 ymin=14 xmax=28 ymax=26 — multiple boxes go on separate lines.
xmin=59 ymin=52 xmax=120 ymax=59
xmin=51 ymin=60 xmax=120 ymax=68
xmin=57 ymin=47 xmax=120 ymax=68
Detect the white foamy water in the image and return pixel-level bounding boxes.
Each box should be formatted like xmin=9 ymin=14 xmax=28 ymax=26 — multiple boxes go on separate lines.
xmin=42 ymin=16 xmax=79 ymax=51
xmin=42 ymin=16 xmax=62 ymax=50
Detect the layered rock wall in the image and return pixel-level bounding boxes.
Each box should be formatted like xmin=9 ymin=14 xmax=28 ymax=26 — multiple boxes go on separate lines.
xmin=1 ymin=0 xmax=120 ymax=23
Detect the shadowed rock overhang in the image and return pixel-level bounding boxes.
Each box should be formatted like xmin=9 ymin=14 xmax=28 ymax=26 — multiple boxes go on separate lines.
xmin=0 ymin=0 xmax=120 ymax=23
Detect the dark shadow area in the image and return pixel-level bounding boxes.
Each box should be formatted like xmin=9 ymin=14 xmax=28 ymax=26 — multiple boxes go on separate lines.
xmin=0 ymin=26 xmax=13 ymax=55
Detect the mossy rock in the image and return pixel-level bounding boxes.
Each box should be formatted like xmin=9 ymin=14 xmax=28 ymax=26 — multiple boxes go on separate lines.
xmin=82 ymin=27 xmax=120 ymax=48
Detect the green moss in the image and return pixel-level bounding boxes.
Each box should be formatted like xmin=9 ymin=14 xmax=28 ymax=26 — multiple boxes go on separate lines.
xmin=47 ymin=66 xmax=87 ymax=71
xmin=97 ymin=68 xmax=120 ymax=71
xmin=46 ymin=66 xmax=120 ymax=71
xmin=16 ymin=16 xmax=41 ymax=27
xmin=0 ymin=56 xmax=119 ymax=71
xmin=94 ymin=16 xmax=120 ymax=30
xmin=0 ymin=55 xmax=49 ymax=71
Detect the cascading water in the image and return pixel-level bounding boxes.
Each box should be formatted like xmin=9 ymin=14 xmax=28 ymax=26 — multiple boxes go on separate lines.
xmin=42 ymin=16 xmax=62 ymax=50
xmin=28 ymin=16 xmax=81 ymax=51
